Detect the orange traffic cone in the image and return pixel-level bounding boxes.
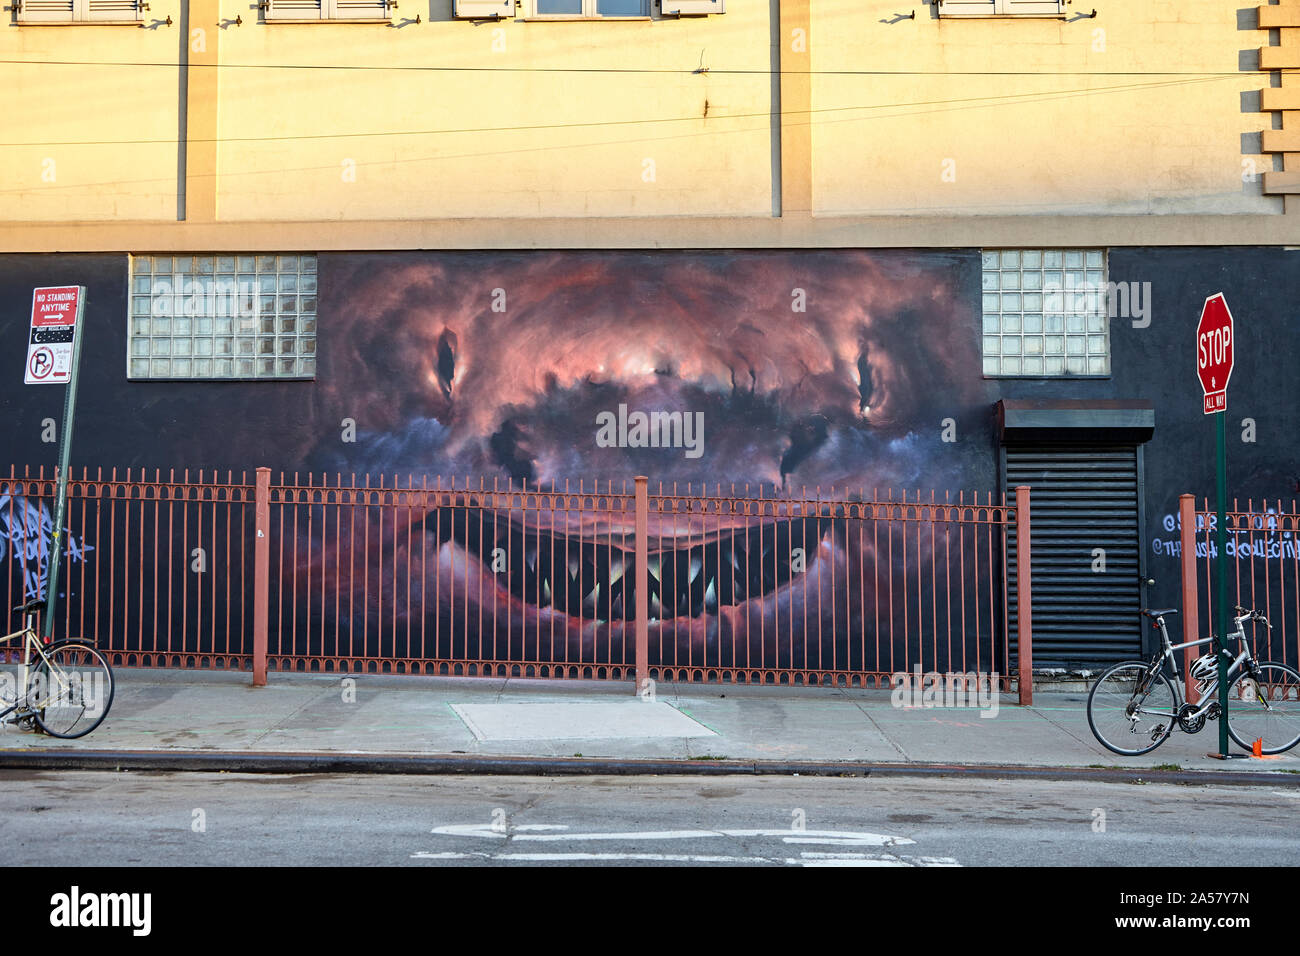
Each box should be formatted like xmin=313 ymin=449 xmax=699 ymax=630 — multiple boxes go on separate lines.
xmin=1253 ymin=738 xmax=1263 ymax=758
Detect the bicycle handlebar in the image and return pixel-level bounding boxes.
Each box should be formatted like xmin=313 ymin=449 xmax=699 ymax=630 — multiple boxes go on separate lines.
xmin=1233 ymin=605 xmax=1272 ymax=629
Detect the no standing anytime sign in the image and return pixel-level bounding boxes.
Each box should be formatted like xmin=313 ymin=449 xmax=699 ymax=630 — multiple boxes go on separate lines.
xmin=25 ymin=286 xmax=83 ymax=386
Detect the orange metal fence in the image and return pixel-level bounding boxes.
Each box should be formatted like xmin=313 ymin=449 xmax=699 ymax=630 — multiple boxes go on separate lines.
xmin=1178 ymin=494 xmax=1300 ymax=688
xmin=1 ymin=465 xmax=1033 ymax=700
xmin=0 ymin=465 xmax=255 ymax=670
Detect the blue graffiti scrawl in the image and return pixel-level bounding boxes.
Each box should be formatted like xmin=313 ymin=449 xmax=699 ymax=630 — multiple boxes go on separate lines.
xmin=0 ymin=493 xmax=94 ymax=601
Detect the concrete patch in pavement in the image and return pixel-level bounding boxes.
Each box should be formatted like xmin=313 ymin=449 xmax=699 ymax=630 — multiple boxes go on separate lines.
xmin=449 ymin=701 xmax=717 ymax=741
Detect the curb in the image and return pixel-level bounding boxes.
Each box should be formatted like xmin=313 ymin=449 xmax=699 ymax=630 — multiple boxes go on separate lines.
xmin=0 ymin=749 xmax=1295 ymax=786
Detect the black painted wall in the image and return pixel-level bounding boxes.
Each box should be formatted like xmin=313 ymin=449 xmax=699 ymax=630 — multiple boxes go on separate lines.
xmin=0 ymin=248 xmax=1295 ymax=662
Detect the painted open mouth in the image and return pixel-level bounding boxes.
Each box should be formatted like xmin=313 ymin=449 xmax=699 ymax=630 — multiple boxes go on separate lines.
xmin=425 ymin=507 xmax=835 ymax=624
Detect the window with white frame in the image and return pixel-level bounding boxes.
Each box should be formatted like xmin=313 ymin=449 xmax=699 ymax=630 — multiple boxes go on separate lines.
xmin=15 ymin=0 xmax=143 ymax=23
xmin=936 ymin=0 xmax=1065 ymax=18
xmin=534 ymin=0 xmax=646 ymax=15
xmin=128 ymin=255 xmax=317 ymax=381
xmin=981 ymin=250 xmax=1110 ymax=377
xmin=262 ymin=0 xmax=393 ymax=21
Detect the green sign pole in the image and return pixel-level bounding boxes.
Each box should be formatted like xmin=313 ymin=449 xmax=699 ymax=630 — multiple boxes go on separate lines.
xmin=43 ymin=287 xmax=86 ymax=639
xmin=1214 ymin=408 xmax=1229 ymax=757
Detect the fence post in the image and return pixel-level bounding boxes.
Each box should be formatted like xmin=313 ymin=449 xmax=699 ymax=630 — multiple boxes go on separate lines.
xmin=1016 ymin=485 xmax=1033 ymax=706
xmin=252 ymin=467 xmax=270 ymax=687
xmin=1178 ymin=493 xmax=1200 ymax=705
xmin=634 ymin=476 xmax=649 ymax=696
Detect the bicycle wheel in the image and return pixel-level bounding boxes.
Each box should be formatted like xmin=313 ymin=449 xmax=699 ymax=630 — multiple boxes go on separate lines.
xmin=1226 ymin=662 xmax=1300 ymax=755
xmin=27 ymin=641 xmax=114 ymax=739
xmin=0 ymin=641 xmax=24 ymax=714
xmin=1087 ymin=660 xmax=1178 ymax=756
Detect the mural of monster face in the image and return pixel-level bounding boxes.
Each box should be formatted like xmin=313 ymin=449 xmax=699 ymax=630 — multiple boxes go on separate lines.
xmin=276 ymin=251 xmax=997 ymax=674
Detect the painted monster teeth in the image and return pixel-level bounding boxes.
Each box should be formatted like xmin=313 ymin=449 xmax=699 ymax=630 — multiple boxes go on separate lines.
xmin=436 ymin=508 xmax=829 ymax=623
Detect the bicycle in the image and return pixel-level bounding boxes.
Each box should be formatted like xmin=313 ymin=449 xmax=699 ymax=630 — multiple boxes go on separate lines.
xmin=0 ymin=597 xmax=114 ymax=739
xmin=1087 ymin=605 xmax=1300 ymax=756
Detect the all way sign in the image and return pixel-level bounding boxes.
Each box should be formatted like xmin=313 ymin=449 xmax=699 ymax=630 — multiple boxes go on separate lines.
xmin=25 ymin=286 xmax=84 ymax=385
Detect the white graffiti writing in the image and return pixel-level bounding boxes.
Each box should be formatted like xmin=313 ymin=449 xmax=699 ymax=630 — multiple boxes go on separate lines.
xmin=1152 ymin=509 xmax=1296 ymax=561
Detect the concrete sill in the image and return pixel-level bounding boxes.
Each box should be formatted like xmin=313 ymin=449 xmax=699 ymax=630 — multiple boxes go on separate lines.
xmin=263 ymin=18 xmax=395 ymax=23
xmin=522 ymin=16 xmax=651 ymax=21
xmin=12 ymin=20 xmax=144 ymax=25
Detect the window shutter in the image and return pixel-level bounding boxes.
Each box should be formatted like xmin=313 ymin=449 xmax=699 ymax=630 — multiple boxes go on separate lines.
xmin=453 ymin=0 xmax=512 ymax=16
xmin=264 ymin=0 xmax=325 ymax=19
xmin=661 ymin=0 xmax=724 ymax=15
xmin=936 ymin=0 xmax=998 ymax=15
xmin=330 ymin=0 xmax=392 ymax=17
xmin=15 ymin=0 xmax=76 ymax=22
xmin=998 ymin=0 xmax=1066 ymax=15
xmin=84 ymin=0 xmax=144 ymax=19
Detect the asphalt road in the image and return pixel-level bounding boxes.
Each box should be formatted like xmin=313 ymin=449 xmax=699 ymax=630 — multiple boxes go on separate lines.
xmin=2 ymin=770 xmax=1298 ymax=866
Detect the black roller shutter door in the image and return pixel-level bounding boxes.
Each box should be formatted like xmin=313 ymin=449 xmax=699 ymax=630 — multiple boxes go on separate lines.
xmin=1005 ymin=444 xmax=1143 ymax=667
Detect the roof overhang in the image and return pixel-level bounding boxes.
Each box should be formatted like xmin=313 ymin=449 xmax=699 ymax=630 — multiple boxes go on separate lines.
xmin=996 ymin=399 xmax=1155 ymax=443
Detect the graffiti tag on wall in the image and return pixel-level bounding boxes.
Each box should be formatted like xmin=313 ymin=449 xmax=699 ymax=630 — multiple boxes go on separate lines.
xmin=0 ymin=494 xmax=94 ymax=600
xmin=1151 ymin=510 xmax=1299 ymax=561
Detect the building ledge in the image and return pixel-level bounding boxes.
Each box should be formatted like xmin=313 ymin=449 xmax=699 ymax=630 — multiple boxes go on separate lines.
xmin=2 ymin=214 xmax=1299 ymax=253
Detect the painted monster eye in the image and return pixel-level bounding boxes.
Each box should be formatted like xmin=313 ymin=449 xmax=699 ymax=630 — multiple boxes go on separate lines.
xmin=436 ymin=329 xmax=457 ymax=400
xmin=857 ymin=349 xmax=875 ymax=414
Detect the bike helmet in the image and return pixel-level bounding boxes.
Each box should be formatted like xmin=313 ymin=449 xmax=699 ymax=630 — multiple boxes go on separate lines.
xmin=1190 ymin=652 xmax=1219 ymax=684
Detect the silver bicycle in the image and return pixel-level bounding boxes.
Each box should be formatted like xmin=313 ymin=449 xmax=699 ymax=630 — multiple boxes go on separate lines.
xmin=1087 ymin=605 xmax=1300 ymax=756
xmin=0 ymin=598 xmax=114 ymax=739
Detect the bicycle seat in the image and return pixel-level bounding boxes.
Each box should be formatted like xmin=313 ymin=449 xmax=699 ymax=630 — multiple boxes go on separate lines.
xmin=1141 ymin=608 xmax=1178 ymax=618
xmin=11 ymin=598 xmax=44 ymax=614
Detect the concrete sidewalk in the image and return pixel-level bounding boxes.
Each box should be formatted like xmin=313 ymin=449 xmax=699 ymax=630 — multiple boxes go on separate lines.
xmin=2 ymin=667 xmax=1298 ymax=779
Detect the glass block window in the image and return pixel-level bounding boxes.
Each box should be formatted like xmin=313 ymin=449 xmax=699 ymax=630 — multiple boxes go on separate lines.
xmin=128 ymin=254 xmax=317 ymax=380
xmin=981 ymin=249 xmax=1110 ymax=377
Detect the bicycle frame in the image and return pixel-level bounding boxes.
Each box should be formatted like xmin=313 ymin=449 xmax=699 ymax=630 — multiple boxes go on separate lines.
xmin=1137 ymin=613 xmax=1258 ymax=722
xmin=0 ymin=612 xmax=67 ymax=720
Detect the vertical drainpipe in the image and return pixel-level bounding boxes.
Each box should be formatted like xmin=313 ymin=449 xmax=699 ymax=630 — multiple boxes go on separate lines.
xmin=185 ymin=0 xmax=220 ymax=223
xmin=778 ymin=0 xmax=812 ymax=219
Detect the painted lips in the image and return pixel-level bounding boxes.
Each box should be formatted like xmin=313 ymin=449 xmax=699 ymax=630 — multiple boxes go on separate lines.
xmin=424 ymin=506 xmax=833 ymax=623
xmin=407 ymin=502 xmax=871 ymax=671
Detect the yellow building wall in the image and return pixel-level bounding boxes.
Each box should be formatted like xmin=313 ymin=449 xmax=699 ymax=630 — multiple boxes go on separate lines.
xmin=214 ymin=2 xmax=773 ymax=220
xmin=810 ymin=0 xmax=1278 ymax=217
xmin=0 ymin=0 xmax=1284 ymax=228
xmin=0 ymin=8 xmax=183 ymax=222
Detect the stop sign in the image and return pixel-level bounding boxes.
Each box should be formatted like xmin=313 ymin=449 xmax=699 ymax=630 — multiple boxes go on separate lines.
xmin=1196 ymin=292 xmax=1234 ymax=415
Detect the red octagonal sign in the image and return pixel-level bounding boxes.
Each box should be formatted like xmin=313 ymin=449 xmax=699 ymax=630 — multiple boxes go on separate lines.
xmin=1196 ymin=292 xmax=1234 ymax=415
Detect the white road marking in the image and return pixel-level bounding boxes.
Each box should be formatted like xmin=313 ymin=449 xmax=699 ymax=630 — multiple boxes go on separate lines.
xmin=415 ymin=822 xmax=954 ymax=865
xmin=431 ymin=823 xmax=914 ymax=846
xmin=410 ymin=850 xmax=959 ymax=866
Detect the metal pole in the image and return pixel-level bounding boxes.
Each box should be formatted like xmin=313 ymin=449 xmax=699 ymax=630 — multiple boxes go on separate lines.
xmin=1015 ymin=485 xmax=1033 ymax=706
xmin=634 ymin=476 xmax=649 ymax=696
xmin=43 ymin=287 xmax=86 ymax=639
xmin=253 ymin=467 xmax=270 ymax=686
xmin=1214 ymin=411 xmax=1229 ymax=756
xmin=1178 ymin=494 xmax=1200 ymax=705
